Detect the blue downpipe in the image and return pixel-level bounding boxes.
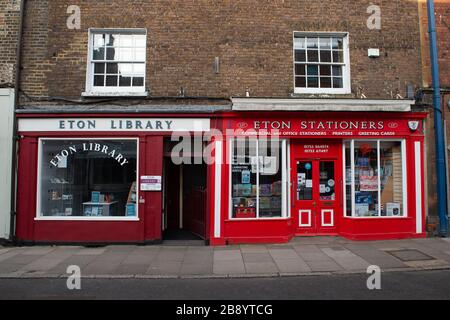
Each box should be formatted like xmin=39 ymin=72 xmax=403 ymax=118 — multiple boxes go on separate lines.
xmin=427 ymin=0 xmax=449 ymax=236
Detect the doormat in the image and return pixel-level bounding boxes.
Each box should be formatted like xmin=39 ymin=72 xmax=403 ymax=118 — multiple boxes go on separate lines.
xmin=386 ymin=249 xmax=436 ymax=262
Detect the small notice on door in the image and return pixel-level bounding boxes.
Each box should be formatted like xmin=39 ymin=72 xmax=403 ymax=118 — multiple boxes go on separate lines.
xmin=141 ymin=176 xmax=162 ymax=191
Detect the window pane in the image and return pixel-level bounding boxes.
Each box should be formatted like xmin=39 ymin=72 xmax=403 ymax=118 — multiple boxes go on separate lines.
xmin=320 ymin=162 xmax=335 ymax=200
xmin=332 ymin=37 xmax=343 ymax=50
xmin=93 ymin=48 xmax=105 ymax=60
xmin=119 ymin=48 xmax=133 ymax=61
xmin=231 ymin=138 xmax=258 ymax=219
xmin=294 ymin=37 xmax=306 ymax=49
xmin=307 ymin=77 xmax=319 ymax=88
xmin=319 ymin=38 xmax=331 ymax=49
xmin=258 ymin=140 xmax=282 ymax=218
xmin=307 ymin=50 xmax=319 ymax=62
xmin=119 ymin=76 xmax=132 ymax=87
xmin=93 ymin=34 xmax=105 ymax=47
xmin=135 ymin=35 xmax=146 ymax=47
xmin=380 ymin=141 xmax=404 ymax=216
xmin=320 ymin=65 xmax=331 ymax=76
xmin=39 ymin=140 xmax=137 ymax=217
xmin=295 ymin=50 xmax=306 ymax=62
xmin=106 ymin=34 xmax=117 ymax=46
xmin=332 ymin=65 xmax=343 ymax=77
xmin=295 ymin=76 xmax=306 ymax=88
xmin=333 ymin=50 xmax=344 ymax=63
xmin=297 ymin=161 xmax=313 ymax=200
xmin=295 ymin=64 xmax=305 ymax=76
xmin=307 ymin=65 xmax=319 ymax=76
xmin=106 ymin=48 xmax=118 ymax=60
xmin=333 ymin=77 xmax=343 ymax=88
xmin=133 ymin=63 xmax=145 ymax=74
xmin=118 ymin=63 xmax=133 ymax=76
xmin=307 ymin=37 xmax=319 ymax=49
xmin=93 ymin=75 xmax=104 ymax=86
xmin=320 ymin=50 xmax=332 ymax=63
xmin=354 ymin=141 xmax=379 ymax=217
xmin=120 ymin=35 xmax=133 ymax=47
xmin=106 ymin=63 xmax=118 ymax=74
xmin=106 ymin=75 xmax=118 ymax=86
xmin=132 ymin=77 xmax=144 ymax=87
xmin=135 ymin=48 xmax=146 ymax=61
xmin=320 ymin=77 xmax=332 ymax=88
xmin=94 ymin=63 xmax=105 ymax=74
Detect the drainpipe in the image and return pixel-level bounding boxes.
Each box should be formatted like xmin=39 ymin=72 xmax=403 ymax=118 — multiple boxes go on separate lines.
xmin=10 ymin=0 xmax=26 ymax=242
xmin=427 ymin=0 xmax=449 ymax=236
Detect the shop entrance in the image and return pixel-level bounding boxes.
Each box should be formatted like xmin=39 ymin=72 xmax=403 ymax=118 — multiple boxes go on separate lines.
xmin=291 ymin=142 xmax=342 ymax=235
xmin=162 ymin=142 xmax=207 ymax=241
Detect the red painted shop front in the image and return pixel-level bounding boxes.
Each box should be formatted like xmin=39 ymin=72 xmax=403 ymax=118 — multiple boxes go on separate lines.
xmin=15 ymin=114 xmax=214 ymax=244
xmin=210 ymin=112 xmax=427 ymax=245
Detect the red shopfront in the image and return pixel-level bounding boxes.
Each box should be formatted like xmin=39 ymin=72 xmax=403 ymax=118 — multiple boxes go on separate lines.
xmin=209 ymin=112 xmax=427 ymax=245
xmin=15 ymin=114 xmax=214 ymax=244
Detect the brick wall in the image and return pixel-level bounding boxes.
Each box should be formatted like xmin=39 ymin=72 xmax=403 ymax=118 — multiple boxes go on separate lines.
xmin=419 ymin=0 xmax=450 ymax=223
xmin=18 ymin=0 xmax=422 ymax=100
xmin=0 ymin=0 xmax=21 ymax=87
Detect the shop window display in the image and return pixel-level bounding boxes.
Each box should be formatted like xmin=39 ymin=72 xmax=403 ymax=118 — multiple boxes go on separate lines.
xmin=39 ymin=139 xmax=137 ymax=218
xmin=344 ymin=140 xmax=405 ymax=218
xmin=231 ymin=138 xmax=287 ymax=219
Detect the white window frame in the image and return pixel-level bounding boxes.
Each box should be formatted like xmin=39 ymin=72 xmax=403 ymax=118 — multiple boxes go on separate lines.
xmin=35 ymin=137 xmax=140 ymax=221
xmin=293 ymin=31 xmax=351 ymax=95
xmin=343 ymin=139 xmax=408 ymax=219
xmin=228 ymin=138 xmax=290 ymax=221
xmin=83 ymin=28 xmax=148 ymax=97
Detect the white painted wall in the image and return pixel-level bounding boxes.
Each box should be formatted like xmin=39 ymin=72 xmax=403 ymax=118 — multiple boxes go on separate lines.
xmin=0 ymin=89 xmax=14 ymax=240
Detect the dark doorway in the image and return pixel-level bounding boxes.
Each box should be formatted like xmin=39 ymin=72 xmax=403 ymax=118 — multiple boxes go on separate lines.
xmin=163 ymin=141 xmax=207 ymax=241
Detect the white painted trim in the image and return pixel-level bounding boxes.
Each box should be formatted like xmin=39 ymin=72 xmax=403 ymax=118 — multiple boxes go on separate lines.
xmin=299 ymin=210 xmax=312 ymax=227
xmin=281 ymin=140 xmax=287 ymax=218
xmin=214 ymin=141 xmax=223 ymax=238
xmin=350 ymin=140 xmax=355 ymax=217
xmin=36 ymin=137 xmax=139 ymax=221
xmin=231 ymin=98 xmax=413 ymax=112
xmin=377 ymin=140 xmax=381 ymax=216
xmin=321 ymin=209 xmax=334 ymax=227
xmin=287 ymin=140 xmax=291 ymax=218
xmin=342 ymin=142 xmax=347 ymax=217
xmin=179 ymin=164 xmax=183 ymax=229
xmin=415 ymin=141 xmax=423 ymax=234
xmin=402 ymin=139 xmax=408 ymax=218
xmin=228 ymin=139 xmax=233 ymax=220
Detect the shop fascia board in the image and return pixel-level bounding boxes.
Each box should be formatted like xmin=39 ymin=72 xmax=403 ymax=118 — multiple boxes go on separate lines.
xmin=231 ymin=98 xmax=413 ymax=112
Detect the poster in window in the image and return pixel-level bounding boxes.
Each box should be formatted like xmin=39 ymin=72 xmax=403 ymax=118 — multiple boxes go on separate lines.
xmin=360 ymin=176 xmax=378 ymax=192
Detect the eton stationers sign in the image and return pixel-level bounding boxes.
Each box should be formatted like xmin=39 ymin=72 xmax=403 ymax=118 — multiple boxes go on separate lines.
xmin=18 ymin=118 xmax=211 ymax=132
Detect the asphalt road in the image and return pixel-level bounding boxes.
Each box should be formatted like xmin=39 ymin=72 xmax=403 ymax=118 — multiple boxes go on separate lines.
xmin=0 ymin=270 xmax=449 ymax=300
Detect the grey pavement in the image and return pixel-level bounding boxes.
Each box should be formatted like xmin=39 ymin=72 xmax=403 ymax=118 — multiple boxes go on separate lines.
xmin=0 ymin=237 xmax=450 ymax=279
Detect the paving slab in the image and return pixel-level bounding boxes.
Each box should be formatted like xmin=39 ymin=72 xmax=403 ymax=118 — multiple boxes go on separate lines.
xmin=213 ymin=260 xmax=245 ymax=275
xmin=244 ymin=262 xmax=279 ymax=274
xmin=180 ymin=263 xmax=213 ymax=275
xmin=213 ymin=250 xmax=242 ymax=262
xmin=273 ymin=258 xmax=311 ymax=273
xmin=242 ymin=253 xmax=274 ymax=263
xmin=239 ymin=245 xmax=270 ymax=253
xmin=321 ymin=247 xmax=371 ymax=271
xmin=269 ymin=248 xmax=300 ymax=260
xmin=305 ymin=259 xmax=344 ymax=272
xmin=147 ymin=261 xmax=182 ymax=275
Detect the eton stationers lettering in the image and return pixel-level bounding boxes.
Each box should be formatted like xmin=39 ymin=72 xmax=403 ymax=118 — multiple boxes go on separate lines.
xmin=50 ymin=143 xmax=129 ymax=167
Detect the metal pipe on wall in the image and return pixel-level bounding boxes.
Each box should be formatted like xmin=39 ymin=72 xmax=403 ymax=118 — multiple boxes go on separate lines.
xmin=427 ymin=0 xmax=449 ymax=236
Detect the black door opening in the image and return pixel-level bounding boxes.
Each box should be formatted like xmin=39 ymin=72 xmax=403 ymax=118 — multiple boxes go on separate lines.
xmin=163 ymin=141 xmax=207 ymax=241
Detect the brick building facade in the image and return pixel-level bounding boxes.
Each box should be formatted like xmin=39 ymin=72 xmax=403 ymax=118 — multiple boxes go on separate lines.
xmin=1 ymin=0 xmax=434 ymax=244
xmin=419 ymin=0 xmax=450 ymax=229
